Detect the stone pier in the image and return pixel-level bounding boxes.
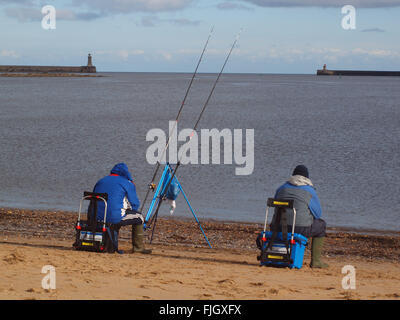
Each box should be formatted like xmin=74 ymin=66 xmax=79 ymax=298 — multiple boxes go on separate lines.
xmin=0 ymin=54 xmax=97 ymax=73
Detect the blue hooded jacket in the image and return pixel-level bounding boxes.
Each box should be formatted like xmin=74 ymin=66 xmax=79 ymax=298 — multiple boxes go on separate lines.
xmin=92 ymin=163 xmax=140 ymax=224
xmin=274 ymin=175 xmax=322 ymax=227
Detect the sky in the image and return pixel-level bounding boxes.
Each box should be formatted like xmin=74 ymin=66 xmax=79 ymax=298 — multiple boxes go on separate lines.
xmin=0 ymin=0 xmax=400 ymax=73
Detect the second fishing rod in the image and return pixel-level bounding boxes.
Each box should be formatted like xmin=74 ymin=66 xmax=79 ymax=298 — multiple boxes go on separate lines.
xmin=146 ymin=30 xmax=242 ymax=240
xmin=138 ymin=26 xmax=214 ymax=216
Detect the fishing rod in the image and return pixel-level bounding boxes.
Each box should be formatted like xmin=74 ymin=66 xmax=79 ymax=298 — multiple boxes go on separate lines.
xmin=138 ymin=26 xmax=214 ymax=215
xmin=146 ymin=30 xmax=242 ymax=241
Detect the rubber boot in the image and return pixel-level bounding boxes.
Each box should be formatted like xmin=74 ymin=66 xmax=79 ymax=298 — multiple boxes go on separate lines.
xmin=310 ymin=237 xmax=329 ymax=268
xmin=106 ymin=229 xmax=123 ymax=254
xmin=113 ymin=230 xmax=124 ymax=254
xmin=131 ymin=224 xmax=152 ymax=254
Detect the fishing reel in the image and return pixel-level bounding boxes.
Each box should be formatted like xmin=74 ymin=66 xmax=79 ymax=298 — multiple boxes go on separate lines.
xmin=149 ymin=183 xmax=156 ymax=191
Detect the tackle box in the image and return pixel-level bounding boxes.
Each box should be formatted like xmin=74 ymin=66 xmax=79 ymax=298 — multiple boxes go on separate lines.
xmin=257 ymin=198 xmax=308 ymax=269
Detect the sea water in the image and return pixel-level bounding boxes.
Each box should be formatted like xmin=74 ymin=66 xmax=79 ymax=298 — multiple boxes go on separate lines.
xmin=0 ymin=73 xmax=399 ymax=231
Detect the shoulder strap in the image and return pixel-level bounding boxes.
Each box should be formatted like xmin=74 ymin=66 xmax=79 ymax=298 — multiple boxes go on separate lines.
xmin=280 ymin=209 xmax=290 ymax=255
xmin=267 ymin=208 xmax=281 ymax=250
xmin=91 ymin=199 xmax=98 ymax=237
xmin=267 ymin=208 xmax=290 ymax=256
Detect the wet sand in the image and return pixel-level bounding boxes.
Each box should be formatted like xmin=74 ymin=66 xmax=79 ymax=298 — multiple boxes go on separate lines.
xmin=0 ymin=208 xmax=399 ymax=300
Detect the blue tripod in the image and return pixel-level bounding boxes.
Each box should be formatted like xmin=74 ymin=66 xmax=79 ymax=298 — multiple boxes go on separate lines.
xmin=143 ymin=163 xmax=212 ymax=248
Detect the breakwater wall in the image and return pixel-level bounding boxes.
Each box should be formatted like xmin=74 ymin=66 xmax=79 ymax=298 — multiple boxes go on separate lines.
xmin=0 ymin=65 xmax=96 ymax=73
xmin=317 ymin=66 xmax=400 ymax=77
xmin=0 ymin=54 xmax=96 ymax=74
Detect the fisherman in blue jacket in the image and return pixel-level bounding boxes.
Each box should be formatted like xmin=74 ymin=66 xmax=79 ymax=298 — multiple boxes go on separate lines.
xmin=91 ymin=163 xmax=151 ymax=254
xmin=273 ymin=165 xmax=328 ymax=268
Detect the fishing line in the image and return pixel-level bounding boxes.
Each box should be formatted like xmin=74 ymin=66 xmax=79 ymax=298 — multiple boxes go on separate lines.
xmin=146 ymin=30 xmax=242 ymax=240
xmin=139 ymin=26 xmax=214 ymax=214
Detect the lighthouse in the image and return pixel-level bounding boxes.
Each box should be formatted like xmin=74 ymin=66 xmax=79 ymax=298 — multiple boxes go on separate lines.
xmin=82 ymin=53 xmax=96 ymax=73
xmin=87 ymin=53 xmax=93 ymax=67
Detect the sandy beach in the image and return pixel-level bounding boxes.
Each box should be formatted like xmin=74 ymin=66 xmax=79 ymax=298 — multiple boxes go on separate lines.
xmin=0 ymin=208 xmax=399 ymax=300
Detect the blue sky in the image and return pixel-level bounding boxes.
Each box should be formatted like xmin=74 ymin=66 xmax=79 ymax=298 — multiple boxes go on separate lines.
xmin=1 ymin=0 xmax=400 ymax=73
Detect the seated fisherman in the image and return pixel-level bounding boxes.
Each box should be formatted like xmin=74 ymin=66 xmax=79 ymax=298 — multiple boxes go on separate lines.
xmin=90 ymin=162 xmax=151 ymax=254
xmin=272 ymin=165 xmax=328 ymax=268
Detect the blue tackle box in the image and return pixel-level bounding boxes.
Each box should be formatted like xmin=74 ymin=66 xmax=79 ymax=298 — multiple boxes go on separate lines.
xmin=257 ymin=198 xmax=308 ymax=269
xmin=259 ymin=231 xmax=308 ymax=269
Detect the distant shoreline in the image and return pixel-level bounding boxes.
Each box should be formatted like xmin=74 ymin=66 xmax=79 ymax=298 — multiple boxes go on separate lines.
xmin=0 ymin=73 xmax=102 ymax=77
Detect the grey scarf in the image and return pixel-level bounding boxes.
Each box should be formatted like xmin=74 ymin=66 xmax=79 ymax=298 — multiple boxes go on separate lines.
xmin=288 ymin=175 xmax=314 ymax=187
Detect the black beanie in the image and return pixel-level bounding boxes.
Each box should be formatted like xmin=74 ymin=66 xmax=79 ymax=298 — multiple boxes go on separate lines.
xmin=293 ymin=165 xmax=309 ymax=178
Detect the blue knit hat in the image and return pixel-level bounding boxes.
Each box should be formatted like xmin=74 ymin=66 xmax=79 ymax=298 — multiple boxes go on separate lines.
xmin=293 ymin=165 xmax=309 ymax=178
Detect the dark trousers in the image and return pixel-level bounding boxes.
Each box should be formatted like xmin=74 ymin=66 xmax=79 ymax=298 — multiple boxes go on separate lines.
xmin=289 ymin=219 xmax=327 ymax=238
xmin=107 ymin=210 xmax=144 ymax=252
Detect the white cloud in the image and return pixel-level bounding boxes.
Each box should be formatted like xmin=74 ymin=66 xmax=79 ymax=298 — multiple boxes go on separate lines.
xmin=161 ymin=52 xmax=173 ymax=60
xmin=1 ymin=0 xmax=193 ymax=22
xmin=0 ymin=0 xmax=193 ymax=12
xmin=0 ymin=0 xmax=33 ymax=4
xmin=117 ymin=50 xmax=130 ymax=60
xmin=3 ymin=6 xmax=102 ymax=22
xmin=239 ymin=0 xmax=400 ymax=8
xmin=71 ymin=0 xmax=193 ymax=13
xmin=95 ymin=49 xmax=145 ymax=61
xmin=4 ymin=6 xmax=40 ymax=22
xmin=351 ymin=48 xmax=400 ymax=57
xmin=245 ymin=46 xmax=400 ymax=64
xmin=217 ymin=2 xmax=253 ymax=10
xmin=138 ymin=15 xmax=200 ymax=27
xmin=118 ymin=49 xmax=145 ymax=60
xmin=0 ymin=49 xmax=20 ymax=58
xmin=361 ymin=28 xmax=386 ymax=33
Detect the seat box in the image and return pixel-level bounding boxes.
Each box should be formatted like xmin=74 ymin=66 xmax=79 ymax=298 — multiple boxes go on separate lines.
xmin=260 ymin=231 xmax=308 ymax=269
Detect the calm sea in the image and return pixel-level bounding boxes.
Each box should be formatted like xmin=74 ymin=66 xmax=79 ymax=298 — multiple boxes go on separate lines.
xmin=0 ymin=72 xmax=399 ymax=231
